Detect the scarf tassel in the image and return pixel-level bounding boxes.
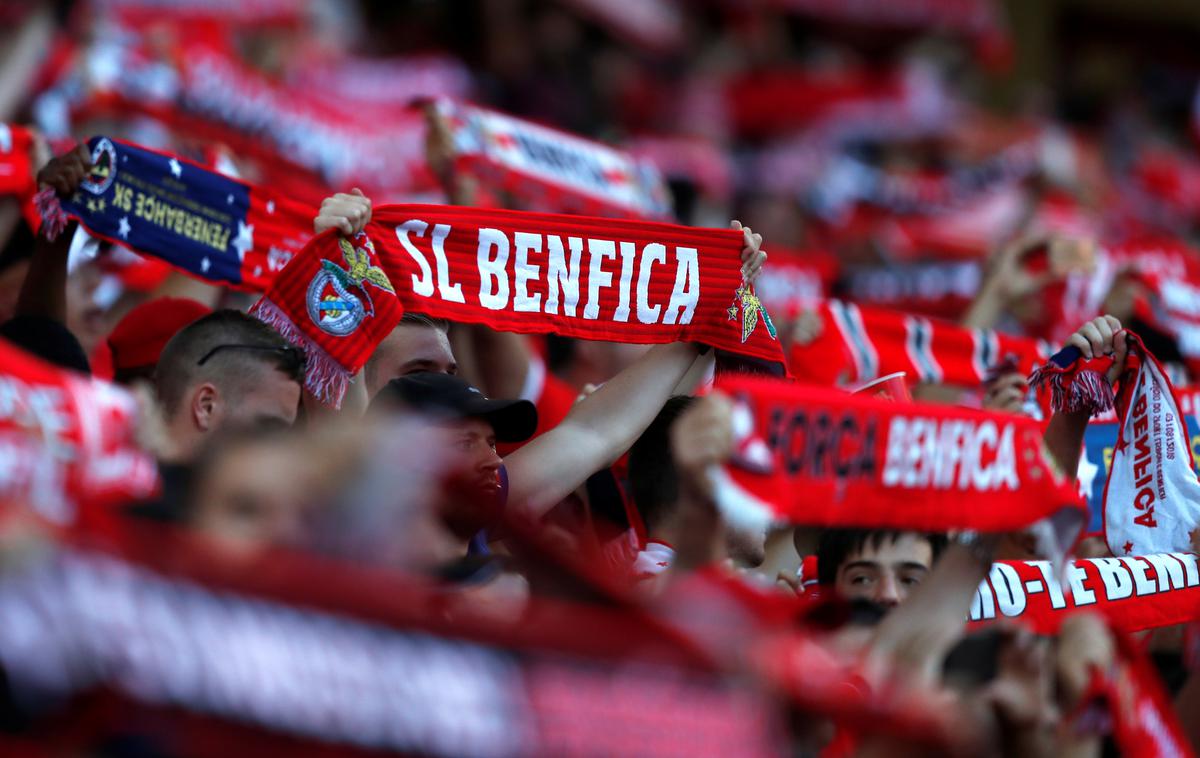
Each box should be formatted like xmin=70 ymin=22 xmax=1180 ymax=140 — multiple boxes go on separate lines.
xmin=34 ymin=188 xmax=69 ymax=241
xmin=1028 ymin=364 xmax=1115 ymax=415
xmin=250 ymin=297 xmax=349 ymax=408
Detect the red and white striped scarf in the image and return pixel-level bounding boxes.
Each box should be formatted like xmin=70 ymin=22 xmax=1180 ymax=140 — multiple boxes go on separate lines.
xmin=790 ymin=300 xmax=1050 ymax=389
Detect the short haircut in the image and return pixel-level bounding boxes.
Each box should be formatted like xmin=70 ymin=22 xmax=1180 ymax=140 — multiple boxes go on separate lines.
xmin=627 ymin=395 xmax=697 ymax=533
xmin=154 ymin=309 xmax=303 ymax=418
xmin=816 ymin=529 xmax=948 ymax=586
xmin=399 ymin=312 xmax=450 ymax=332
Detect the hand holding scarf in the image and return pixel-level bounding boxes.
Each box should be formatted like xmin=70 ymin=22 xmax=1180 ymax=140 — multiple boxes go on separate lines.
xmin=1031 ymin=327 xmax=1200 ymax=557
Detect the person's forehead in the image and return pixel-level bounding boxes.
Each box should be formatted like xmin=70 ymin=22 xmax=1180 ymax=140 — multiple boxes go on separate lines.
xmin=383 ymin=323 xmax=453 ymax=363
xmin=848 ymin=533 xmax=932 ymax=566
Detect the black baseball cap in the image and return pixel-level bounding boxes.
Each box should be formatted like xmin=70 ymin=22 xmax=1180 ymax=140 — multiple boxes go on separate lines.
xmin=372 ymin=372 xmax=538 ymax=443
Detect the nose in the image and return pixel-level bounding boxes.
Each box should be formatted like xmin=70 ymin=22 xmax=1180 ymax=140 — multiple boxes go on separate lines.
xmin=874 ymin=572 xmax=901 ymax=607
xmin=478 ymin=446 xmax=502 ymax=474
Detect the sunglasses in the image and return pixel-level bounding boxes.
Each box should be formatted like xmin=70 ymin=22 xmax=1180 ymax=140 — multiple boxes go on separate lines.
xmin=196 ymin=344 xmax=307 ymax=371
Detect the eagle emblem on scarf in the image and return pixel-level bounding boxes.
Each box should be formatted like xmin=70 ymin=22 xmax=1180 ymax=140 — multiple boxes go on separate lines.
xmin=306 ymin=235 xmax=396 ymax=337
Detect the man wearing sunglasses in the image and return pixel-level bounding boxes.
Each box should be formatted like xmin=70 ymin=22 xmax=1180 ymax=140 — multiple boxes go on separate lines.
xmin=153 ymin=309 xmax=306 ymax=463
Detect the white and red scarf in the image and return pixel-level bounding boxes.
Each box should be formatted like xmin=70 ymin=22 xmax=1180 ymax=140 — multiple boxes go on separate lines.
xmin=1031 ymin=332 xmax=1200 ymax=557
xmin=433 ymin=99 xmax=673 ymax=220
xmin=0 ymin=338 xmax=158 ymax=529
xmin=255 ymin=205 xmax=786 ymax=404
xmin=711 ymin=376 xmax=1085 ymax=541
xmin=790 ymin=299 xmax=1050 ymax=389
xmin=41 ymin=37 xmax=435 ymax=203
xmin=969 ymin=554 xmax=1200 ymax=634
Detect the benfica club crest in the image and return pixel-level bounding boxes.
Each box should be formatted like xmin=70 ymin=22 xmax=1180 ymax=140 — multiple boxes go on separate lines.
xmin=81 ymin=138 xmax=117 ymax=195
xmin=306 ymin=235 xmax=396 ymax=337
xmin=728 ymin=285 xmax=777 ymax=344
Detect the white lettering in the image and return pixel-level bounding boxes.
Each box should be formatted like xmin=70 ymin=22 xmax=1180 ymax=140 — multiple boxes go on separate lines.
xmin=512 ymin=232 xmax=543 ymax=313
xmin=476 ymin=228 xmax=510 ymax=310
xmin=663 ymin=247 xmax=699 ymax=325
xmin=544 ymin=235 xmax=582 ymax=317
xmin=584 ymin=239 xmax=616 ymax=320
xmin=396 ymin=220 xmax=434 ymax=298
xmin=636 ymin=243 xmax=665 ymax=324
xmin=613 ymin=241 xmax=636 ymax=322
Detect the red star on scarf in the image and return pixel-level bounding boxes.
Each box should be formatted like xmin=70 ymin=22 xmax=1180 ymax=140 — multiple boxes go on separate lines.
xmin=1123 ymin=541 xmax=1133 ymax=555
xmin=602 ymin=168 xmax=627 ymax=184
xmin=491 ymin=132 xmax=516 ymax=149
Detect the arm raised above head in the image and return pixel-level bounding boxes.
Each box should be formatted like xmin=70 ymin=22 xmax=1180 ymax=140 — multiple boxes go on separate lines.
xmin=504 ymin=340 xmax=701 ymax=518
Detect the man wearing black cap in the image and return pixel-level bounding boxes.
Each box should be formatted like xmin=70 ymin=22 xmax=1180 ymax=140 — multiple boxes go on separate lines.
xmin=374 ymin=371 xmax=538 ymax=549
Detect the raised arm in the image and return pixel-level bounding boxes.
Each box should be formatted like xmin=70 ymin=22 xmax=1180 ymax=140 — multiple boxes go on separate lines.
xmin=505 ymin=340 xmax=701 ymax=517
xmin=15 ymin=144 xmax=91 ymax=322
xmin=505 ymin=221 xmax=765 ymax=517
xmin=1042 ymin=315 xmax=1126 ymax=475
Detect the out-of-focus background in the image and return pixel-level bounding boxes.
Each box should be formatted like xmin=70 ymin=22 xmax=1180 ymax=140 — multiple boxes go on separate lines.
xmin=5 ymin=0 xmax=1200 ymax=342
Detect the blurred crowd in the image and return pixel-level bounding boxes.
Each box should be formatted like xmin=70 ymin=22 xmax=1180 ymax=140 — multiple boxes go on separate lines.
xmin=2 ymin=0 xmax=1200 ymax=756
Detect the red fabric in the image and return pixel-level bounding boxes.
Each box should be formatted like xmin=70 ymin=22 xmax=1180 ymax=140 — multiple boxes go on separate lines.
xmin=713 ymin=375 xmax=1086 ymax=534
xmin=435 ymin=99 xmax=672 ymax=220
xmin=1031 ymin=333 xmax=1200 ymax=557
xmin=790 ymin=300 xmax=1049 ymax=388
xmin=0 ymin=124 xmax=35 ymax=199
xmin=258 ymin=204 xmax=786 ymax=405
xmin=67 ymin=40 xmax=435 ymax=201
xmin=969 ymin=554 xmax=1200 ymax=635
xmin=1103 ymin=634 xmax=1196 ymax=758
xmin=251 ymin=230 xmax=403 ymax=406
xmin=106 ymin=297 xmax=212 ymax=371
xmin=726 ymin=67 xmax=908 ymax=140
xmin=754 ymin=247 xmax=838 ymax=319
xmin=496 ymin=354 xmax=576 ymax=457
xmin=0 ymin=338 xmax=158 ymax=530
xmin=91 ymin=0 xmax=307 ymax=28
xmin=371 ymin=205 xmax=784 ymax=364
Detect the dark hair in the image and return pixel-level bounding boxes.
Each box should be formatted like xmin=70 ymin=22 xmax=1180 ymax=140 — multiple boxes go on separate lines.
xmin=154 ymin=309 xmax=302 ymax=417
xmin=627 ymin=395 xmax=697 ymax=533
xmin=0 ymin=315 xmax=90 ymax=374
xmin=816 ymin=529 xmax=948 ymax=586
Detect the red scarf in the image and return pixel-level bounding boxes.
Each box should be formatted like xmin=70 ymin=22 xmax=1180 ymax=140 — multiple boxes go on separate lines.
xmin=0 ymin=124 xmax=35 ymax=198
xmin=91 ymin=0 xmax=306 ymax=28
xmin=753 ymin=247 xmax=838 ymax=319
xmin=434 ymin=99 xmax=672 ymax=220
xmin=0 ymin=526 xmax=779 ymax=756
xmin=1031 ymin=332 xmax=1200 ymax=557
xmin=0 ymin=338 xmax=158 ymax=530
xmin=791 ymin=300 xmax=1049 ymax=389
xmin=50 ymin=38 xmax=435 ymax=202
xmin=1080 ymin=633 xmax=1196 ymax=758
xmin=970 ymin=554 xmax=1200 ymax=634
xmin=712 ymin=376 xmax=1085 ymax=539
xmin=256 ymin=205 xmax=786 ymax=405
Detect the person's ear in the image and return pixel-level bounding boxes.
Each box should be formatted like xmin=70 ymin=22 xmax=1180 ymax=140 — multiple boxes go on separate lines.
xmin=190 ymin=383 xmax=220 ymax=432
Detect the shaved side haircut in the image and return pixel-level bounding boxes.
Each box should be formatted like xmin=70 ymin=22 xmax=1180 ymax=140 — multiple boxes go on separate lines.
xmin=154 ymin=309 xmax=304 ymax=419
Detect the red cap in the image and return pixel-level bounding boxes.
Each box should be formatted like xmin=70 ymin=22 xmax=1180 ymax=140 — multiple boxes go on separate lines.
xmin=107 ymin=297 xmax=212 ymax=372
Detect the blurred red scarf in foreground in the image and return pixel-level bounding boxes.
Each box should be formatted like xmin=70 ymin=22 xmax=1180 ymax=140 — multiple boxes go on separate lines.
xmin=0 ymin=338 xmax=158 ymax=529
